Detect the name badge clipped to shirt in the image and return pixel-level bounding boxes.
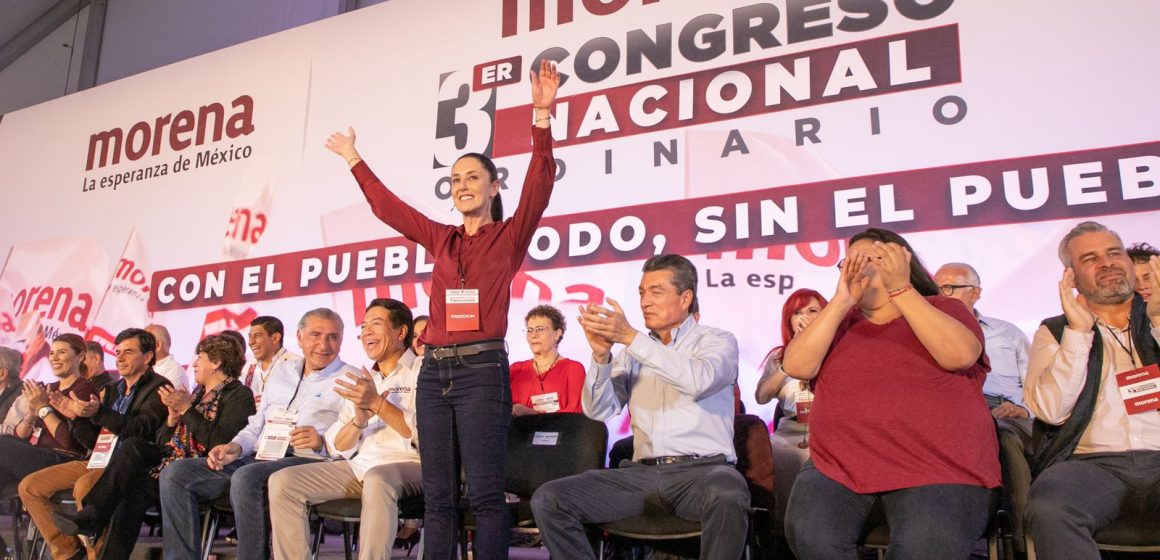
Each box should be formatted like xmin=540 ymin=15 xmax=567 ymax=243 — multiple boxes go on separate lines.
xmin=446 ymin=289 xmax=481 ymax=332
xmin=1115 ymin=363 xmax=1160 ymax=415
xmin=795 ymin=391 xmax=815 ymax=424
xmin=255 ymin=407 xmax=299 ymax=461
xmin=87 ymin=428 xmax=119 ymax=469
xmin=531 ymin=392 xmax=561 ymax=414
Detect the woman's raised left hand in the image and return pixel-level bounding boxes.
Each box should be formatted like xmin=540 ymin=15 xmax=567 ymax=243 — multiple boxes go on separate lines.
xmin=868 ymin=241 xmax=912 ymax=292
xmin=531 ymin=59 xmax=560 ymax=109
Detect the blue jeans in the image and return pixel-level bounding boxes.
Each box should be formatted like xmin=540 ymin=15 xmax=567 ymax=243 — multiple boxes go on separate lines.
xmin=786 ymin=461 xmax=993 ymax=560
xmin=159 ymin=454 xmax=316 ymax=560
xmin=417 ymin=348 xmax=512 ymax=560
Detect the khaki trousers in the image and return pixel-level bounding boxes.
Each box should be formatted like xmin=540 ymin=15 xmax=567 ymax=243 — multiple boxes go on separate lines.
xmin=268 ymin=460 xmax=422 ymax=560
xmin=18 ymin=460 xmax=104 ymax=559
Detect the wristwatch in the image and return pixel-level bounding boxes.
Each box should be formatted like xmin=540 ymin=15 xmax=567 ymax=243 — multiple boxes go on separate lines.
xmin=37 ymin=406 xmax=53 ymax=419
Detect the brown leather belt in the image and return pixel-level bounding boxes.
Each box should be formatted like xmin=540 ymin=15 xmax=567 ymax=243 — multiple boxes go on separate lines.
xmin=426 ymin=340 xmax=506 ymax=361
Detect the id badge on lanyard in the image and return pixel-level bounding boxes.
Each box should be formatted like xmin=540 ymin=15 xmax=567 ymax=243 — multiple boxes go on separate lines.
xmin=794 ymin=391 xmax=815 ymax=423
xmin=447 ymin=235 xmax=481 ymax=332
xmin=87 ymin=428 xmax=119 ymax=469
xmin=446 ymin=289 xmax=481 ymax=332
xmin=1116 ymin=364 xmax=1160 ymax=415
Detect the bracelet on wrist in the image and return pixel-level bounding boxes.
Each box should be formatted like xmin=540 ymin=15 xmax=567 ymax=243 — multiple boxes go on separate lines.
xmin=351 ymin=418 xmax=368 ymax=429
xmin=535 ymin=116 xmax=551 ymax=123
xmin=887 ymin=284 xmax=913 ymax=298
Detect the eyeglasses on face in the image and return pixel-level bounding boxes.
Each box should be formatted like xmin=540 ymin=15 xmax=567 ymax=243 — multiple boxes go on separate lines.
xmin=938 ymin=284 xmax=978 ymax=296
xmin=525 ymin=326 xmax=553 ymax=335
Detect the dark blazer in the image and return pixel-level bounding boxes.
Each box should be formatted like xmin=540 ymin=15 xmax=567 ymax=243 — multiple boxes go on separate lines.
xmin=74 ymin=368 xmax=172 ymax=450
xmin=155 ymin=379 xmax=256 ymax=451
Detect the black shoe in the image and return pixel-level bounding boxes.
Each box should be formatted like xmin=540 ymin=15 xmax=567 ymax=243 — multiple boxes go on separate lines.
xmin=394 ymin=530 xmax=420 ymax=554
xmin=51 ymin=507 xmax=103 ymax=543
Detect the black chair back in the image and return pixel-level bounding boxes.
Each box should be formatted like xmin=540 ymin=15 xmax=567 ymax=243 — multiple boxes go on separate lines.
xmin=506 ymin=412 xmax=608 ymax=498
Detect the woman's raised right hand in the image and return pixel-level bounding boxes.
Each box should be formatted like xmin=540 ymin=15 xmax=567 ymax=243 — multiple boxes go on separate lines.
xmin=833 ymin=251 xmax=869 ymax=309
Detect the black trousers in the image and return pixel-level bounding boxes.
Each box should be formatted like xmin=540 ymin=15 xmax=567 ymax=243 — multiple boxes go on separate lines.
xmin=0 ymin=435 xmax=73 ymax=486
xmin=81 ymin=436 xmax=164 ymax=560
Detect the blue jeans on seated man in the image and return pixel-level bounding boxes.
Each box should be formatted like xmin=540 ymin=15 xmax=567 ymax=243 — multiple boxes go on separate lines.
xmin=785 ymin=461 xmax=993 ymax=560
xmin=530 ymin=454 xmax=752 ymax=560
xmin=159 ymin=454 xmax=317 ymax=560
xmin=1026 ymin=451 xmax=1160 ymax=560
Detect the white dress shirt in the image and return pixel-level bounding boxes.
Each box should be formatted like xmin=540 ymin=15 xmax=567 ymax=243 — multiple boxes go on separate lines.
xmin=242 ymin=347 xmax=300 ymax=399
xmin=233 ymin=356 xmax=353 ymax=458
xmin=0 ymin=395 xmax=29 ymax=435
xmin=978 ymin=314 xmax=1031 ymax=411
xmin=152 ymin=355 xmax=189 ymax=393
xmin=584 ymin=314 xmax=739 ymax=463
xmin=1026 ymin=322 xmax=1160 ymax=453
xmin=324 ymin=351 xmax=420 ymax=480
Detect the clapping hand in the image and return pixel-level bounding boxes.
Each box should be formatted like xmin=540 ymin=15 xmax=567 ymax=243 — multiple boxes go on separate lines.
xmin=22 ymin=380 xmax=48 ymax=410
xmin=1146 ymin=256 xmax=1160 ymax=328
xmin=1059 ymin=268 xmax=1095 ymax=332
xmin=335 ymin=369 xmax=380 ymax=411
xmin=46 ymin=391 xmax=78 ymax=419
xmin=158 ymin=386 xmax=193 ymax=415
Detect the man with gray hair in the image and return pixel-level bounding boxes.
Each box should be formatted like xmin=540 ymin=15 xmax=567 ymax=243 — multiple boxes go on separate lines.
xmin=532 ymin=254 xmax=751 ymax=560
xmin=145 ymin=324 xmax=189 ymax=392
xmin=934 ymin=262 xmax=1032 ymax=441
xmin=1024 ymin=221 xmax=1160 ymax=560
xmin=0 ymin=347 xmax=26 ymax=432
xmin=159 ymin=308 xmax=355 ymax=560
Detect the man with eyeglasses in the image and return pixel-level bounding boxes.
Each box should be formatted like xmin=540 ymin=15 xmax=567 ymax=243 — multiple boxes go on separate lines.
xmin=159 ymin=308 xmax=354 ymax=560
xmin=934 ymin=263 xmax=1033 ymax=443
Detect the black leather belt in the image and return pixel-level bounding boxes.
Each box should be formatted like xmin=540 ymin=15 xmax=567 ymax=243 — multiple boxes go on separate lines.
xmin=426 ymin=340 xmax=506 ymax=361
xmin=638 ymin=455 xmax=699 ymax=466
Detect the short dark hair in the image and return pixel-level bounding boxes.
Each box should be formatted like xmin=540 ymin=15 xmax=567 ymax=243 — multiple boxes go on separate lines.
xmin=250 ymin=316 xmax=285 ymax=339
xmin=219 ymin=330 xmax=247 ymax=361
xmin=525 ymin=304 xmax=566 ymax=342
xmin=642 ymin=254 xmax=698 ymax=313
xmin=848 ymin=228 xmax=940 ymax=297
xmin=1127 ymin=242 xmax=1160 ymax=264
xmin=196 ymin=334 xmax=247 ymax=379
xmin=456 ymin=153 xmax=503 ymax=222
xmin=84 ymin=341 xmax=105 ymax=360
xmin=367 ymin=298 xmax=415 ymax=350
xmin=115 ymin=328 xmax=157 ymax=366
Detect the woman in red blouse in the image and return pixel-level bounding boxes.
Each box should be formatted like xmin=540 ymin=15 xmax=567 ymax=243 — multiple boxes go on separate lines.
xmin=782 ymin=228 xmax=999 ymax=560
xmin=326 ymin=60 xmax=560 ymax=559
xmin=509 ymin=305 xmax=585 ymax=415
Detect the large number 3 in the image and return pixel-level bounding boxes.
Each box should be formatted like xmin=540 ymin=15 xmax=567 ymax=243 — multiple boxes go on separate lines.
xmin=432 ymin=71 xmax=496 ymax=170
